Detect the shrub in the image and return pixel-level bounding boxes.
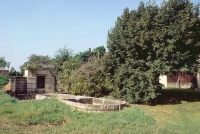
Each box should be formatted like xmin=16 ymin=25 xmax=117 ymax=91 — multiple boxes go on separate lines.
xmin=67 ymin=57 xmax=111 ymax=97
xmin=0 ymin=75 xmax=9 ymax=89
xmin=109 ymin=62 xmax=161 ymax=104
xmin=57 ymin=58 xmax=81 ymax=92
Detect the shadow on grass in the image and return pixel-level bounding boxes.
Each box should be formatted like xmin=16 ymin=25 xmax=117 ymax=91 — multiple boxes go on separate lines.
xmin=156 ymin=88 xmax=200 ymax=105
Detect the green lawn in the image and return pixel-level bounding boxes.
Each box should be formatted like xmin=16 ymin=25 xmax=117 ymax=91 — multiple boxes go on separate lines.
xmin=0 ymin=89 xmax=200 ymax=134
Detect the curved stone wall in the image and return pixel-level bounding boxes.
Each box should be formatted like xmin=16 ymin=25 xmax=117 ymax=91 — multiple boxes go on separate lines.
xmin=36 ymin=94 xmax=127 ymax=112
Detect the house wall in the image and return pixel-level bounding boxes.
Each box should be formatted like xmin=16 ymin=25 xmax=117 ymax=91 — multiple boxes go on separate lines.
xmin=159 ymin=75 xmax=167 ymax=87
xmin=159 ymin=74 xmax=197 ymax=88
xmin=25 ymin=69 xmax=55 ymax=93
xmin=10 ymin=69 xmax=55 ymax=94
xmin=197 ymin=73 xmax=200 ymax=88
xmin=10 ymin=77 xmax=27 ymax=94
xmin=0 ymin=70 xmax=9 ymax=75
xmin=27 ymin=76 xmax=36 ymax=93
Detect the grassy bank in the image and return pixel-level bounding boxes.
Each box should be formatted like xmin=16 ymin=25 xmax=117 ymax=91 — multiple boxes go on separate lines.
xmin=1 ymin=89 xmax=200 ymax=133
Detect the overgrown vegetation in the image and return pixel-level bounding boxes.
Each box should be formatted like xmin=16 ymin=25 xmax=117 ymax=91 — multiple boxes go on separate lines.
xmin=0 ymin=91 xmax=86 ymax=126
xmin=0 ymin=91 xmax=156 ymax=133
xmin=0 ymin=75 xmax=9 ymax=89
xmin=0 ymin=57 xmax=10 ymax=69
xmin=20 ymin=54 xmax=51 ymax=74
xmin=1 ymin=90 xmax=200 ymax=133
xmin=57 ymin=58 xmax=81 ymax=92
xmin=105 ymin=0 xmax=200 ymax=103
xmin=9 ymin=67 xmax=23 ymax=76
xmin=75 ymin=46 xmax=106 ymax=63
xmin=66 ymin=57 xmax=110 ymax=97
xmin=56 ymin=46 xmax=108 ymax=97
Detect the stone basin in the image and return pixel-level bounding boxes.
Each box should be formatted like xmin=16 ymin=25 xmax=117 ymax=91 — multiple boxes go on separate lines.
xmin=36 ymin=93 xmax=127 ymax=112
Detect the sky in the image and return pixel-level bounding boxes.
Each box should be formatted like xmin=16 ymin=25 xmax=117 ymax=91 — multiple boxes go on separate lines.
xmin=0 ymin=0 xmax=199 ymax=71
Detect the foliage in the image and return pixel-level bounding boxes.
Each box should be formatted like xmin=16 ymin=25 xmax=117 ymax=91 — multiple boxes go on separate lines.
xmin=105 ymin=0 xmax=200 ymax=103
xmin=0 ymin=57 xmax=9 ymax=69
xmin=0 ymin=91 xmax=157 ymax=134
xmin=65 ymin=57 xmax=110 ymax=97
xmin=0 ymin=75 xmax=9 ymax=89
xmin=21 ymin=54 xmax=51 ymax=71
xmin=19 ymin=62 xmax=27 ymax=76
xmin=9 ymin=67 xmax=22 ymax=76
xmin=92 ymin=45 xmax=106 ymax=58
xmin=75 ymin=46 xmax=106 ymax=63
xmin=57 ymin=46 xmax=107 ymax=94
xmin=154 ymin=0 xmax=200 ymax=74
xmin=1 ymin=90 xmax=200 ymax=133
xmin=57 ymin=58 xmax=81 ymax=92
xmin=109 ymin=62 xmax=161 ymax=104
xmin=52 ymin=45 xmax=74 ymax=74
xmin=0 ymin=91 xmax=87 ymax=126
xmin=54 ymin=45 xmax=74 ymax=63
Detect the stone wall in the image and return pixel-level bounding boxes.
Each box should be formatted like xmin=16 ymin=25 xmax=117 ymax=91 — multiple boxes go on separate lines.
xmin=10 ymin=76 xmax=55 ymax=94
xmin=27 ymin=77 xmax=36 ymax=93
xmin=10 ymin=77 xmax=27 ymax=94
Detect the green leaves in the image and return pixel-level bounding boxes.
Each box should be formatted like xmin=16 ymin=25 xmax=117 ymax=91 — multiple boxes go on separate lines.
xmin=105 ymin=0 xmax=200 ymax=104
xmin=66 ymin=57 xmax=110 ymax=97
xmin=0 ymin=57 xmax=9 ymax=69
xmin=0 ymin=75 xmax=9 ymax=89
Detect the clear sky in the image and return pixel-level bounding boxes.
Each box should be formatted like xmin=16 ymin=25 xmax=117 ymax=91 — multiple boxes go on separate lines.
xmin=0 ymin=0 xmax=199 ymax=70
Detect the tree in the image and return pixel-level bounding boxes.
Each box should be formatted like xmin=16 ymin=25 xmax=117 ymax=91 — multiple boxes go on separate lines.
xmin=105 ymin=0 xmax=200 ymax=104
xmin=92 ymin=46 xmax=106 ymax=58
xmin=54 ymin=45 xmax=73 ymax=65
xmin=9 ymin=67 xmax=22 ymax=76
xmin=75 ymin=46 xmax=106 ymax=63
xmin=20 ymin=54 xmax=51 ymax=72
xmin=51 ymin=46 xmax=74 ymax=74
xmin=0 ymin=57 xmax=8 ymax=69
xmin=75 ymin=50 xmax=92 ymax=63
xmin=153 ymin=0 xmax=200 ymax=74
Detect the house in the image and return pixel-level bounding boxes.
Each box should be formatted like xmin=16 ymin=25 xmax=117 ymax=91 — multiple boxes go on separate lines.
xmin=10 ymin=65 xmax=56 ymax=94
xmin=0 ymin=69 xmax=9 ymax=75
xmin=159 ymin=73 xmax=200 ymax=89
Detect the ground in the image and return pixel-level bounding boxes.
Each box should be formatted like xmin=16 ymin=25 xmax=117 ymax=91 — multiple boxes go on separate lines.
xmin=1 ymin=89 xmax=200 ymax=134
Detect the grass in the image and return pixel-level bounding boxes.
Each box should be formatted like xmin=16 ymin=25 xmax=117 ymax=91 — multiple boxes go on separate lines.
xmin=1 ymin=89 xmax=200 ymax=134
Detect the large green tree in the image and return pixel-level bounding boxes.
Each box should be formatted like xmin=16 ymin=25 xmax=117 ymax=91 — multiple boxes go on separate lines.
xmin=105 ymin=0 xmax=200 ymax=104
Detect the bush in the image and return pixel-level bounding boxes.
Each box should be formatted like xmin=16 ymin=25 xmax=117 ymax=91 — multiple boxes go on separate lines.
xmin=57 ymin=58 xmax=81 ymax=92
xmin=0 ymin=75 xmax=9 ymax=89
xmin=110 ymin=62 xmax=161 ymax=104
xmin=67 ymin=57 xmax=111 ymax=97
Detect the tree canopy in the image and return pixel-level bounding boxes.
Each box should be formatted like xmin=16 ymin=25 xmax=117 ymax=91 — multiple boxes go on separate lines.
xmin=0 ymin=57 xmax=9 ymax=69
xmin=105 ymin=0 xmax=200 ymax=103
xmin=75 ymin=46 xmax=106 ymax=63
xmin=20 ymin=54 xmax=51 ymax=72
